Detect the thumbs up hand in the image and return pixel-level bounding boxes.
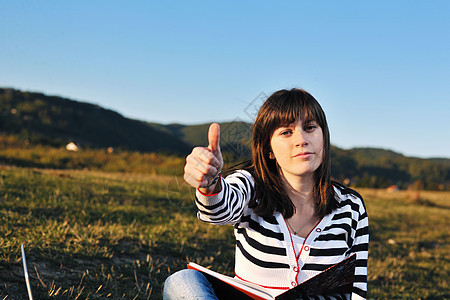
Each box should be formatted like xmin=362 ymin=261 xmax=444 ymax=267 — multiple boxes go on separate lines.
xmin=184 ymin=123 xmax=224 ymax=193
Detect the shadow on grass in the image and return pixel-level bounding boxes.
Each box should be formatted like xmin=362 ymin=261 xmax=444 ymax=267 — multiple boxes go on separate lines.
xmin=0 ymin=236 xmax=234 ymax=299
xmin=2 ymin=197 xmax=197 ymax=227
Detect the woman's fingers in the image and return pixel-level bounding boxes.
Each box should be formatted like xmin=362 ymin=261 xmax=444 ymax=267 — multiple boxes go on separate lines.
xmin=187 ymin=149 xmax=219 ymax=173
xmin=184 ymin=148 xmax=220 ymax=188
xmin=184 ymin=165 xmax=219 ymax=188
xmin=183 ymin=169 xmax=204 ymax=188
xmin=191 ymin=147 xmax=221 ymax=168
xmin=183 ymin=123 xmax=224 ymax=189
xmin=185 ymin=159 xmax=217 ymax=181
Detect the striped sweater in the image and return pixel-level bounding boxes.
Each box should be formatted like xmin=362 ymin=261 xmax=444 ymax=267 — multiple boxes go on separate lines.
xmin=195 ymin=170 xmax=369 ymax=300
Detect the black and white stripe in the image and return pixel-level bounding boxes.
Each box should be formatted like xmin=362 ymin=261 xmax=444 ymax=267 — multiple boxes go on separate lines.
xmin=195 ymin=170 xmax=369 ymax=299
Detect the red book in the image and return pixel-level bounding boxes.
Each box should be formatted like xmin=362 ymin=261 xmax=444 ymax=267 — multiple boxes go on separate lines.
xmin=187 ymin=254 xmax=356 ymax=300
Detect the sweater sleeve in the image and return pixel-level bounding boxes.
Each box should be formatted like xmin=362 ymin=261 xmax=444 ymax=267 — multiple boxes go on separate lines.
xmin=350 ymin=197 xmax=369 ymax=299
xmin=195 ymin=170 xmax=254 ymax=225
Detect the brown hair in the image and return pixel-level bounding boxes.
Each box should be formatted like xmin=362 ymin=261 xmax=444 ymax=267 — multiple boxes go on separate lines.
xmin=248 ymin=88 xmax=337 ymax=218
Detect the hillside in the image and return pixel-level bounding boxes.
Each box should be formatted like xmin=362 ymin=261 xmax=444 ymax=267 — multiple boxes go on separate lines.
xmin=331 ymin=147 xmax=450 ymax=190
xmin=150 ymin=123 xmax=450 ymax=190
xmin=148 ymin=121 xmax=253 ymax=159
xmin=0 ymin=87 xmax=449 ymax=190
xmin=0 ymin=88 xmax=191 ymax=154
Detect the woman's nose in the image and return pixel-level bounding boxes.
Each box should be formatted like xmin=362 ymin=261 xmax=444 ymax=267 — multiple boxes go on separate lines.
xmin=295 ymin=130 xmax=308 ymax=147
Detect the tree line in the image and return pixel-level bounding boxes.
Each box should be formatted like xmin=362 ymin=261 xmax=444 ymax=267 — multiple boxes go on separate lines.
xmin=1 ymin=87 xmax=448 ymax=190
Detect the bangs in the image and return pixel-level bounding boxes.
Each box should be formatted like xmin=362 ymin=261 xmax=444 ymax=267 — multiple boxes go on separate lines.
xmin=253 ymin=88 xmax=329 ymax=151
xmin=268 ymin=90 xmax=322 ymax=130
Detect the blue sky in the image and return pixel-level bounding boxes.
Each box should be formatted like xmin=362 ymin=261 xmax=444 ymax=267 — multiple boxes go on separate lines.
xmin=1 ymin=1 xmax=449 ymax=158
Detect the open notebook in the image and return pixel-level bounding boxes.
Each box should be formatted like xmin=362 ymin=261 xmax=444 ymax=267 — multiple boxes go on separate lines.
xmin=188 ymin=254 xmax=356 ymax=300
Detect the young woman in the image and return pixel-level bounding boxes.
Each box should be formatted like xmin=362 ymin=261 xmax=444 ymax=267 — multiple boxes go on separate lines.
xmin=163 ymin=88 xmax=369 ymax=299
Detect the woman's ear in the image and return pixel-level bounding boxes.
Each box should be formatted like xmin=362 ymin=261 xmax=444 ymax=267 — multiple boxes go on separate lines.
xmin=269 ymin=152 xmax=275 ymax=160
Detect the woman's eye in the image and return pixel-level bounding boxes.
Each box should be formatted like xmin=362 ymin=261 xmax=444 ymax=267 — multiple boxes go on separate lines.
xmin=280 ymin=129 xmax=292 ymax=136
xmin=304 ymin=125 xmax=317 ymax=132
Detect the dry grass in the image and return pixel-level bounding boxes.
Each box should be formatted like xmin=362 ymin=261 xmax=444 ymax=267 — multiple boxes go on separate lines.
xmin=0 ymin=168 xmax=448 ymax=299
xmin=359 ymin=188 xmax=450 ymax=299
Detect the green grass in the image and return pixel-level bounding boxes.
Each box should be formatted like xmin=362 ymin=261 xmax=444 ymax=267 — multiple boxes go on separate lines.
xmin=0 ymin=167 xmax=449 ymax=299
xmin=0 ymin=167 xmax=235 ymax=299
xmin=0 ymin=141 xmax=186 ymax=176
xmin=362 ymin=188 xmax=450 ymax=299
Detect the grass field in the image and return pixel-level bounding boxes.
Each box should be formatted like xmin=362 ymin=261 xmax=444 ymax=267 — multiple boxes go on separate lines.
xmin=0 ymin=166 xmax=449 ymax=299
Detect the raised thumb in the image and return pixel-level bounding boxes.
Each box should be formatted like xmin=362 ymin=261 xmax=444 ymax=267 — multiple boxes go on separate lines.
xmin=208 ymin=123 xmax=221 ymax=155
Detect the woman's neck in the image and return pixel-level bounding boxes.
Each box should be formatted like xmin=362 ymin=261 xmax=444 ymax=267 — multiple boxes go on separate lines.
xmin=280 ymin=171 xmax=316 ymax=212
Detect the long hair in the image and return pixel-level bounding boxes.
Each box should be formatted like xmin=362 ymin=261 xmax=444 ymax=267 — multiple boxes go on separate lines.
xmin=248 ymin=88 xmax=337 ymax=218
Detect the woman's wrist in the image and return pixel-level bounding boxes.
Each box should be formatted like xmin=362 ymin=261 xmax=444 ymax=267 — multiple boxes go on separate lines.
xmin=198 ymin=173 xmax=222 ymax=195
xmin=206 ymin=172 xmax=221 ymax=188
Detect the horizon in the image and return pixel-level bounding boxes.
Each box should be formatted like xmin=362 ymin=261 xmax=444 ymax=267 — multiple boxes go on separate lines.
xmin=1 ymin=1 xmax=449 ymax=158
xmin=2 ymin=86 xmax=448 ymax=160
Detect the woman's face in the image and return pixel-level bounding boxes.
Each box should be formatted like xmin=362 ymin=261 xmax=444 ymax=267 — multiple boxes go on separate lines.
xmin=269 ymin=118 xmax=324 ymax=181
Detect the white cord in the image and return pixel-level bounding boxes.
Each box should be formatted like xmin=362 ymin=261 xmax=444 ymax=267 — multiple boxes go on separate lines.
xmin=21 ymin=244 xmax=34 ymax=300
